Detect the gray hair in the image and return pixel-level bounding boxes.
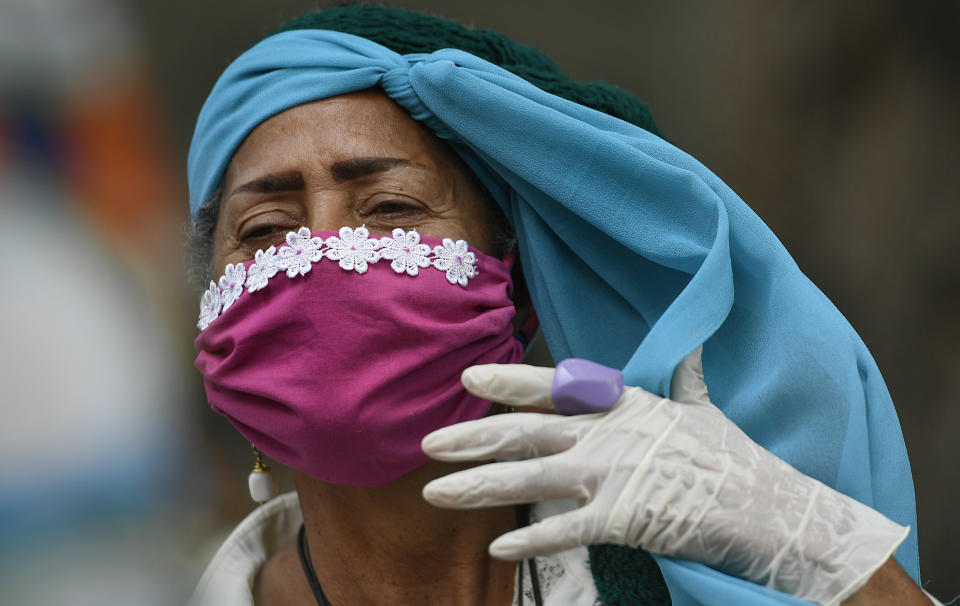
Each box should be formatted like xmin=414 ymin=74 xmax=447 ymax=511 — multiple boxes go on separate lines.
xmin=184 ymin=188 xmax=221 ymax=293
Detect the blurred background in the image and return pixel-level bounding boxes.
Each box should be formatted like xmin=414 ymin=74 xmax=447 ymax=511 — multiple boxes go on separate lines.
xmin=0 ymin=0 xmax=956 ymax=603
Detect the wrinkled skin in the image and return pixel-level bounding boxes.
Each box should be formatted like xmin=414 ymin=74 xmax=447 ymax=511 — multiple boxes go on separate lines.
xmin=213 ymin=89 xmax=498 ymax=277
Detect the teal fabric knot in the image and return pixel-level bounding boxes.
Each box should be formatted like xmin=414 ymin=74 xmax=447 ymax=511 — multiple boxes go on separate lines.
xmin=379 ymin=63 xmax=412 ymax=100
xmin=380 ymin=58 xmax=456 ymax=141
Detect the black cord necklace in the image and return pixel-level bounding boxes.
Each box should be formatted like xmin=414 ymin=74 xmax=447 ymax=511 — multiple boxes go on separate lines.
xmin=296 ymin=506 xmax=543 ymax=606
xmin=296 ymin=524 xmax=332 ymax=606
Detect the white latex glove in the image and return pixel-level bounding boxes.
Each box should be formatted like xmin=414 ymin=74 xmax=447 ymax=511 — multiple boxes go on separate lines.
xmin=421 ymin=349 xmax=909 ymax=606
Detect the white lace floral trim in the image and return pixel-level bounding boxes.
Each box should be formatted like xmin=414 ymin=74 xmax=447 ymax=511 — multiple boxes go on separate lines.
xmin=197 ymin=226 xmax=479 ymax=330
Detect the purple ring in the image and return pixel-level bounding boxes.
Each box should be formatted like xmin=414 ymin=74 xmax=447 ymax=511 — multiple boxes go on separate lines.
xmin=550 ymin=358 xmax=624 ymax=415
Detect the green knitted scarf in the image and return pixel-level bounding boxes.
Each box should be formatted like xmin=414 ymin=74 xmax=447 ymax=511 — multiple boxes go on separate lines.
xmin=271 ymin=4 xmax=662 ymax=138
xmin=270 ymin=5 xmax=671 ymax=604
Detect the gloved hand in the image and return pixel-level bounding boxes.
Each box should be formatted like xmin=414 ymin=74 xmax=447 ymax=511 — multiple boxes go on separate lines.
xmin=421 ymin=349 xmax=909 ymax=606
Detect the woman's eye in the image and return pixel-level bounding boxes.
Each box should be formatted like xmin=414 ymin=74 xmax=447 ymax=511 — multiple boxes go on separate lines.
xmin=369 ymin=201 xmax=423 ymax=217
xmin=240 ymin=224 xmax=286 ymax=242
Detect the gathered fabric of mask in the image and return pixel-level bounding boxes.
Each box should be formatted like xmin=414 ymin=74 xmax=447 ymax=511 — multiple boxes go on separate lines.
xmin=194 ymin=226 xmax=521 ymax=486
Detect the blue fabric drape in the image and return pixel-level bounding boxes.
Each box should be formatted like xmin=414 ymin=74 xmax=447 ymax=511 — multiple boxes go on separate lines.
xmin=188 ymin=30 xmax=920 ymax=604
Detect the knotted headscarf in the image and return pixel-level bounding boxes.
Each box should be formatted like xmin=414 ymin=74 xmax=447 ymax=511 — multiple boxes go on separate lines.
xmin=188 ymin=8 xmax=920 ymax=605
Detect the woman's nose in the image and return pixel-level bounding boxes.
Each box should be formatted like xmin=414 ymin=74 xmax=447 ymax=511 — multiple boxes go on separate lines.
xmin=301 ymin=190 xmax=359 ymax=233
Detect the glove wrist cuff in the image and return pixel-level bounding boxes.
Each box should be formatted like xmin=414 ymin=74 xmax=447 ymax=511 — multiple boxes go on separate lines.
xmin=821 ymin=521 xmax=910 ymax=606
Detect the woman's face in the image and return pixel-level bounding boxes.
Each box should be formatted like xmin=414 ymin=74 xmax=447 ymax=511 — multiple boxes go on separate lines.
xmin=213 ymin=89 xmax=497 ymax=275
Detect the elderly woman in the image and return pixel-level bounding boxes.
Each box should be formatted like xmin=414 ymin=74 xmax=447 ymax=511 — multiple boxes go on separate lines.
xmin=187 ymin=6 xmax=934 ymax=606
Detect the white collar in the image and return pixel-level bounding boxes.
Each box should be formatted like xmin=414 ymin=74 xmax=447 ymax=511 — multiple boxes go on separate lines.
xmin=189 ymin=492 xmax=302 ymax=606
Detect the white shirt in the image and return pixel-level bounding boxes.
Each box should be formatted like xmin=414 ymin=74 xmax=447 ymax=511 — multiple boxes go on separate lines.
xmin=188 ymin=492 xmax=600 ymax=606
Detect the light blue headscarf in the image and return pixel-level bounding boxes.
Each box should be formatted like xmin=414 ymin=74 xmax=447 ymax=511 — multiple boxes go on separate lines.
xmin=188 ymin=30 xmax=920 ymax=604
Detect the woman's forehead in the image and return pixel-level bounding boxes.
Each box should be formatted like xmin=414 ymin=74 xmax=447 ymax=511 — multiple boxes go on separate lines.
xmin=223 ymin=90 xmax=448 ymax=186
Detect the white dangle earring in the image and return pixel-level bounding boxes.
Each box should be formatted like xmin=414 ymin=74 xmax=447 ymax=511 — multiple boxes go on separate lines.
xmin=249 ymin=444 xmax=277 ymax=504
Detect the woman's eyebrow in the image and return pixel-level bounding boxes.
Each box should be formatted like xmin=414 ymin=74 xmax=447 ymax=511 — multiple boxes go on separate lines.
xmin=230 ymin=171 xmax=304 ymax=197
xmin=330 ymin=157 xmax=412 ymax=182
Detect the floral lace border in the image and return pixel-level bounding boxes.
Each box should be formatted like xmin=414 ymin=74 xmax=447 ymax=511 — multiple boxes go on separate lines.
xmin=198 ymin=226 xmax=479 ymax=330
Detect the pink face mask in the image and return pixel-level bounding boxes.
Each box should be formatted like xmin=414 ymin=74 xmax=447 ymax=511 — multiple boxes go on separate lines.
xmin=194 ymin=226 xmax=522 ymax=486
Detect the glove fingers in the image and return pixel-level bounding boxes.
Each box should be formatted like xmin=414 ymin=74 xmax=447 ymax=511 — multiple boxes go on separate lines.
xmin=422 ymin=459 xmax=586 ymax=509
xmin=669 ymin=345 xmax=711 ymax=406
xmin=422 ymin=412 xmax=577 ymax=461
xmin=489 ymin=509 xmax=592 ymax=560
xmin=461 ymin=364 xmax=556 ymax=410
